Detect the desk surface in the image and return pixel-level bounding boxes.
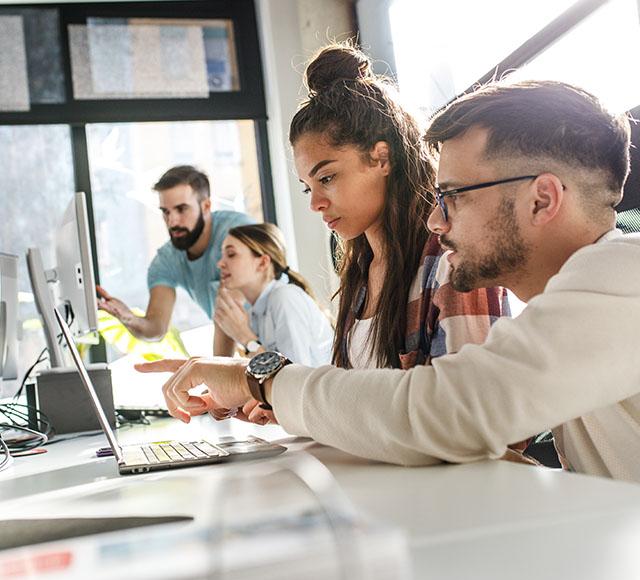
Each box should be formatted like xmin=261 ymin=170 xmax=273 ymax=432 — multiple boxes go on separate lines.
xmin=2 ymin=416 xmax=640 ymax=579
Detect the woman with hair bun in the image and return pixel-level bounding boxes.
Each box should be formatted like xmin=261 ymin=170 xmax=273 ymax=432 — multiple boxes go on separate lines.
xmin=236 ymin=42 xmax=519 ymax=435
xmin=213 ymin=223 xmax=333 ymax=367
xmin=289 ymin=42 xmax=510 ymax=372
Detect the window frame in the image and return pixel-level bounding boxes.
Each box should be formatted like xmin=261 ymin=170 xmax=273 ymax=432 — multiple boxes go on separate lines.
xmin=0 ymin=0 xmax=274 ymax=362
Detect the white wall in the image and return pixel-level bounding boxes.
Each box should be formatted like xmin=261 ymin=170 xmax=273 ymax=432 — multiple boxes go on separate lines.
xmin=256 ymin=0 xmax=356 ymax=309
xmin=355 ymin=0 xmax=397 ymax=76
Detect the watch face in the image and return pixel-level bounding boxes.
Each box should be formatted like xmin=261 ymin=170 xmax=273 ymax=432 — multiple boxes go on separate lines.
xmin=249 ymin=351 xmax=283 ymax=376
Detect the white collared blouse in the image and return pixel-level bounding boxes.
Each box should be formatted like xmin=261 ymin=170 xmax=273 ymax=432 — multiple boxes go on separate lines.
xmin=248 ymin=276 xmax=333 ymax=366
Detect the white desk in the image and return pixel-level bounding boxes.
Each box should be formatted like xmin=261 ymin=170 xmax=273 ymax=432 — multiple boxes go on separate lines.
xmin=3 ymin=415 xmax=640 ymax=579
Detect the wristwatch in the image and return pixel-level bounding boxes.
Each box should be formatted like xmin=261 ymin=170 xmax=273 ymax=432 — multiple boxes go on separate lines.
xmin=245 ymin=351 xmax=291 ymax=411
xmin=243 ymin=339 xmax=262 ymax=355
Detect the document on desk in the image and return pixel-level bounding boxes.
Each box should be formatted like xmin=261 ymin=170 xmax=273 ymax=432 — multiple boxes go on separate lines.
xmin=0 ymin=455 xmax=411 ymax=579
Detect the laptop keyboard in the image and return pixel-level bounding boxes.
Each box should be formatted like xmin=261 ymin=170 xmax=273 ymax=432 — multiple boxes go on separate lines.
xmin=140 ymin=441 xmax=223 ymax=464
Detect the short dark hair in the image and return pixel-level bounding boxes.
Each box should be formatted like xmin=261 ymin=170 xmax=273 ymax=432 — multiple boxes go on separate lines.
xmin=425 ymin=80 xmax=631 ymax=213
xmin=153 ymin=165 xmax=210 ymax=201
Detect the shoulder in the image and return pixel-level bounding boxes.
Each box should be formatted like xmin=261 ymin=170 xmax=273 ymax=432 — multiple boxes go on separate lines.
xmin=547 ymin=233 xmax=640 ymax=295
xmin=148 ymin=241 xmax=181 ymax=286
xmin=266 ymin=284 xmax=321 ymax=321
xmin=151 ymin=240 xmax=178 ymax=264
xmin=212 ymin=210 xmax=254 ymax=228
xmin=268 ymin=283 xmax=310 ymax=309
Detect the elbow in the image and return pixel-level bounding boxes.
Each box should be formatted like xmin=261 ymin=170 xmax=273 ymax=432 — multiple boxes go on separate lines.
xmin=139 ymin=322 xmax=169 ymax=342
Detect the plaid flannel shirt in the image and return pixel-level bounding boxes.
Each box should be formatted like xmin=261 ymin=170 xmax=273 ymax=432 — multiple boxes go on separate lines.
xmin=399 ymin=234 xmax=510 ymax=369
xmin=340 ymin=235 xmax=510 ymax=369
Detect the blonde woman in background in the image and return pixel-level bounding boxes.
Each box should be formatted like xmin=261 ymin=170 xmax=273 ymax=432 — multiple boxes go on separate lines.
xmin=213 ymin=223 xmax=333 ymax=367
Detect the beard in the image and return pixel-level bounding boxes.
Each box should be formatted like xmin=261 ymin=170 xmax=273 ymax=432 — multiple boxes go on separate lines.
xmin=443 ymin=196 xmax=529 ymax=293
xmin=169 ymin=208 xmax=206 ymax=251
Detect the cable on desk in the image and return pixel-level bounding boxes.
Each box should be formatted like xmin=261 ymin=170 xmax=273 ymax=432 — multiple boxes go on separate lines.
xmin=0 ymin=402 xmax=51 ymax=457
xmin=0 ymin=432 xmax=14 ymax=472
xmin=10 ymin=307 xmax=74 ymax=402
xmin=1 ymin=402 xmax=52 ymax=439
xmin=12 ymin=346 xmax=48 ymax=400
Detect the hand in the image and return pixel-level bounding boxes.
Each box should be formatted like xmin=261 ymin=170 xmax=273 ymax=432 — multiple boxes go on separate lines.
xmin=208 ymin=407 xmax=239 ymax=421
xmin=214 ymin=288 xmax=254 ymax=346
xmin=135 ymin=357 xmax=251 ymax=423
xmin=242 ymin=399 xmax=278 ymax=425
xmin=216 ymin=400 xmax=278 ymax=425
xmin=97 ymin=285 xmax=134 ymax=323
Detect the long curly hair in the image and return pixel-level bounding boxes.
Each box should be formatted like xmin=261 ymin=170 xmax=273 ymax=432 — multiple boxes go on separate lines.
xmin=289 ymin=42 xmax=436 ymax=368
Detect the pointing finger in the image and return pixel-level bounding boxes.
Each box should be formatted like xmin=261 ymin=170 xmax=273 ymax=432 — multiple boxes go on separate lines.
xmin=135 ymin=359 xmax=187 ymax=373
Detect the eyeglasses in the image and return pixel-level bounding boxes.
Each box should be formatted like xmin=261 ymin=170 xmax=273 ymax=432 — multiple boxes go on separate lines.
xmin=434 ymin=175 xmax=538 ymax=222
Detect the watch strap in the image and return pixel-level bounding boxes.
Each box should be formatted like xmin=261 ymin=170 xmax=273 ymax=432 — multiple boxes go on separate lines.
xmin=246 ymin=374 xmax=264 ymax=405
xmin=261 ymin=357 xmax=291 ymax=410
xmin=258 ymin=380 xmax=273 ymax=411
xmin=245 ymin=354 xmax=291 ymax=411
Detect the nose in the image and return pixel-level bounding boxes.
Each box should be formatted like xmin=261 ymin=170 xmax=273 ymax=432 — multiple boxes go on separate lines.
xmin=166 ymin=211 xmax=180 ymax=228
xmin=427 ymin=206 xmax=450 ymax=235
xmin=309 ymin=187 xmax=328 ymax=213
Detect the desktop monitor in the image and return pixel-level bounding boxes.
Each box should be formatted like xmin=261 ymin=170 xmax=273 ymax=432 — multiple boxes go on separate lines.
xmin=27 ymin=192 xmax=99 ymax=368
xmin=0 ymin=252 xmax=19 ymax=382
xmin=56 ymin=191 xmax=99 ymax=338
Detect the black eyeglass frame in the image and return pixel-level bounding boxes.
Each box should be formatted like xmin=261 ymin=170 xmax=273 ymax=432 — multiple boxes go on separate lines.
xmin=434 ymin=175 xmax=538 ymax=221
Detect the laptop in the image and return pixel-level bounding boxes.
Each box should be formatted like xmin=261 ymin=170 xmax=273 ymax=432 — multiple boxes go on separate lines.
xmin=53 ymin=308 xmax=286 ymax=475
xmin=110 ymin=355 xmax=172 ymax=418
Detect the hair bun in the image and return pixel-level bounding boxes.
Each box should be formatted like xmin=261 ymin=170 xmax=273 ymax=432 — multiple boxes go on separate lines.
xmin=305 ymin=44 xmax=373 ymax=95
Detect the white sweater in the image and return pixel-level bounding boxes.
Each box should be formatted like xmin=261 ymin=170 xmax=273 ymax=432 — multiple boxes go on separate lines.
xmin=273 ymin=230 xmax=640 ymax=481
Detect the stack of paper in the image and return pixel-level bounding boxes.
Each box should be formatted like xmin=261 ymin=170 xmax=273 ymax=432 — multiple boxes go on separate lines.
xmin=0 ymin=454 xmax=411 ymax=579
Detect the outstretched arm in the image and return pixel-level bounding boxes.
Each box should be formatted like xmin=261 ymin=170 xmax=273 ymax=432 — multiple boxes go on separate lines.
xmin=98 ymin=284 xmax=176 ymax=341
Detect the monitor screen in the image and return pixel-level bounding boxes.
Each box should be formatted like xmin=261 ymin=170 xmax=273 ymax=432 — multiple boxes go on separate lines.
xmin=27 ymin=192 xmax=99 ymax=368
xmin=55 ymin=192 xmax=98 ymax=340
xmin=0 ymin=252 xmax=19 ymax=381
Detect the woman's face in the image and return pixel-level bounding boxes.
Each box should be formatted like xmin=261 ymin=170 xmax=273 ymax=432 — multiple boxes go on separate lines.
xmin=293 ymin=132 xmax=390 ymax=241
xmin=217 ymin=235 xmax=265 ymax=292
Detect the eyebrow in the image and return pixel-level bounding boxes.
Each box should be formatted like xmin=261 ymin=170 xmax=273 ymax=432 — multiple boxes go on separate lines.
xmin=159 ymin=203 xmax=190 ymax=211
xmin=307 ymin=159 xmax=337 ymax=178
xmin=436 ymin=180 xmax=462 ymax=191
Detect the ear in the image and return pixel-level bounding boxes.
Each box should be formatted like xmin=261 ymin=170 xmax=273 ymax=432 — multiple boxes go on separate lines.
xmin=256 ymin=254 xmax=271 ymax=273
xmin=201 ymin=197 xmax=212 ymax=214
xmin=370 ymin=141 xmax=391 ymax=176
xmin=528 ymin=173 xmax=564 ymax=226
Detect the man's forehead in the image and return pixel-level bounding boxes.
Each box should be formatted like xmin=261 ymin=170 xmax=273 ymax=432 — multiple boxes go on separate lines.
xmin=158 ymin=183 xmax=198 ymax=206
xmin=437 ymin=126 xmax=491 ymax=186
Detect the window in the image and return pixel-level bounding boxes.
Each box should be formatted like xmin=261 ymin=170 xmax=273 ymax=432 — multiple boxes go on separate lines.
xmin=510 ymin=0 xmax=640 ymax=113
xmin=0 ymin=125 xmax=74 ymax=393
xmin=0 ymin=1 xmax=272 ymax=388
xmin=87 ymin=119 xmax=263 ymax=340
xmin=389 ymin=0 xmax=578 ymax=113
xmin=69 ymin=18 xmax=239 ymax=100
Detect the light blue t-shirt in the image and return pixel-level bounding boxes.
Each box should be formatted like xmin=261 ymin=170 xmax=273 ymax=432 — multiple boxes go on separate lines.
xmin=249 ymin=277 xmax=333 ymax=367
xmin=147 ymin=210 xmax=253 ymax=318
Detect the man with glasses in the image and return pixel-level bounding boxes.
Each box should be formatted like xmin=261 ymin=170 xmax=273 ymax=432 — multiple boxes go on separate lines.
xmin=138 ymin=81 xmax=640 ymax=482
